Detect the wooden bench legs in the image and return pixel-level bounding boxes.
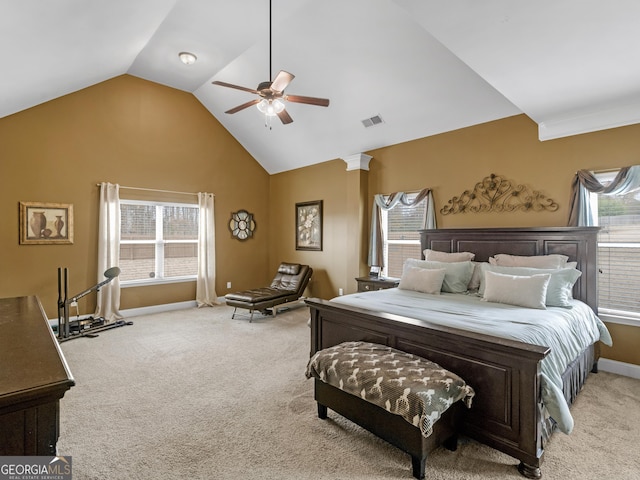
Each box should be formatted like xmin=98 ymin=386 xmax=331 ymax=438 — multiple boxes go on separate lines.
xmin=313 ymin=380 xmax=462 ymax=480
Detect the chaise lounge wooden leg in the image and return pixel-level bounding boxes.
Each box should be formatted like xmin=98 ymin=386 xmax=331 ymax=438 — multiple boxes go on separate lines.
xmin=231 ymin=307 xmax=237 ymax=319
xmin=317 ymin=403 xmax=328 ymax=419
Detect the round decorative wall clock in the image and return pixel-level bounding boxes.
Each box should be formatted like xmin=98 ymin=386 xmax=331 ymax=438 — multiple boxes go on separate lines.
xmin=229 ymin=210 xmax=256 ymax=240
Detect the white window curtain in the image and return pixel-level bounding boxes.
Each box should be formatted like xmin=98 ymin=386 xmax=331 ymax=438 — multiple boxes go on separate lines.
xmin=196 ymin=192 xmax=219 ymax=307
xmin=368 ymin=188 xmax=436 ymax=267
xmin=568 ymin=166 xmax=640 ymax=226
xmin=95 ymin=182 xmax=123 ymax=322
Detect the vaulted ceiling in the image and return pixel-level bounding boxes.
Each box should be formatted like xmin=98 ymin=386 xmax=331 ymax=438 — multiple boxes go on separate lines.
xmin=3 ymin=1 xmax=640 ymax=174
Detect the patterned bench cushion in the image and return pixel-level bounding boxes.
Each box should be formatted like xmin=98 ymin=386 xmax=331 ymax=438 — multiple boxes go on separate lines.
xmin=306 ymin=341 xmax=475 ymax=437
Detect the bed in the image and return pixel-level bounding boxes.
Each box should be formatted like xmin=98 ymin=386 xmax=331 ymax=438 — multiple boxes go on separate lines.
xmin=306 ymin=227 xmax=611 ymax=478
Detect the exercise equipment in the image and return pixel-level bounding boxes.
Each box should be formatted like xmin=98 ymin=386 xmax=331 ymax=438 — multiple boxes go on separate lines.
xmin=57 ymin=266 xmax=132 ymax=342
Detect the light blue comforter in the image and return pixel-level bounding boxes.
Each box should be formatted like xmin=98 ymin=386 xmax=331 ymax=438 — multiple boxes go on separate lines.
xmin=331 ymin=289 xmax=612 ymax=434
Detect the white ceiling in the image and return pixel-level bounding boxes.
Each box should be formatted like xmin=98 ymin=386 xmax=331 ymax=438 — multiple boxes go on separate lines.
xmin=2 ymin=1 xmax=640 ymax=174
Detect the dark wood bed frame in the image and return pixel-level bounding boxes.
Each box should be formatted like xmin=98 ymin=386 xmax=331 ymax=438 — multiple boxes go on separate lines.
xmin=306 ymin=227 xmax=601 ymax=479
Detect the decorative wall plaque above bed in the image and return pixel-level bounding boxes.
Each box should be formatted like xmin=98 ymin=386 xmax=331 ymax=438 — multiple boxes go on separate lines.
xmin=440 ymin=173 xmax=559 ymax=215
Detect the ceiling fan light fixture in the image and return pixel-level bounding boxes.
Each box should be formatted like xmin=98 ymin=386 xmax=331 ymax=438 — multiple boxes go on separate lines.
xmin=257 ymin=98 xmax=285 ymax=117
xmin=210 ymin=0 xmax=329 ymax=126
xmin=178 ymin=52 xmax=197 ymax=65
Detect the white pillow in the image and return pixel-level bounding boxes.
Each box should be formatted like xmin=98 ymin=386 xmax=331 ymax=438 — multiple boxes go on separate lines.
xmin=424 ymin=249 xmax=475 ymax=262
xmin=398 ymin=266 xmax=446 ymax=295
xmin=467 ymin=261 xmax=488 ymax=291
xmin=489 ymin=254 xmax=569 ymax=269
xmin=479 ymin=264 xmax=582 ymax=307
xmin=482 ymin=271 xmax=551 ymax=309
xmin=405 ymin=258 xmax=474 ymax=293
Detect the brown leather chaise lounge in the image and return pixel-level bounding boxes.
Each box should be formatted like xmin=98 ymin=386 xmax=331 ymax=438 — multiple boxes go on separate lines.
xmin=224 ymin=262 xmax=312 ymax=321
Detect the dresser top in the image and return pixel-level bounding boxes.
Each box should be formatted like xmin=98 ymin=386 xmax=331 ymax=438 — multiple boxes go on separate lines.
xmin=0 ymin=296 xmax=74 ymax=406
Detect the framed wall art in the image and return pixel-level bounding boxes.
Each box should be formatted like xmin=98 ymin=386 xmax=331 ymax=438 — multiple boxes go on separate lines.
xmin=295 ymin=200 xmax=323 ymax=251
xmin=19 ymin=202 xmax=74 ymax=245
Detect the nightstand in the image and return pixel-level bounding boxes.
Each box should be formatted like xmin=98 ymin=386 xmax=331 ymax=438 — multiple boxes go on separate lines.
xmin=356 ymin=276 xmax=400 ymax=292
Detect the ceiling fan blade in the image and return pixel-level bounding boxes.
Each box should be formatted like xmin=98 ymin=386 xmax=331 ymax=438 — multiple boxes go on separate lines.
xmin=285 ymin=94 xmax=330 ymax=107
xmin=212 ymin=80 xmax=259 ymax=95
xmin=225 ymin=99 xmax=260 ymax=114
xmin=270 ymin=70 xmax=295 ymax=93
xmin=277 ymin=108 xmax=293 ymax=125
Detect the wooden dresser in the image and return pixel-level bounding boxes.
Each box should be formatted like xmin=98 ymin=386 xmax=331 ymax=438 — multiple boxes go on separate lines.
xmin=0 ymin=296 xmax=75 ymax=455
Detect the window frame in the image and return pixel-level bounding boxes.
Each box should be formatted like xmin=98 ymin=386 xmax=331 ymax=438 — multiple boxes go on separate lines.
xmin=119 ymin=199 xmax=199 ymax=287
xmin=591 ymin=170 xmax=640 ymax=327
xmin=379 ymin=193 xmax=426 ymax=278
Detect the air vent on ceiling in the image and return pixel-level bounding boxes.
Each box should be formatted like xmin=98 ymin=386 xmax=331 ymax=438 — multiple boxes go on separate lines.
xmin=361 ymin=114 xmax=384 ymax=128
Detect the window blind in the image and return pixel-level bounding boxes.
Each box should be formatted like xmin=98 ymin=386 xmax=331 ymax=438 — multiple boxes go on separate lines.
xmin=597 ymin=188 xmax=640 ymax=315
xmin=120 ymin=201 xmax=198 ymax=282
xmin=383 ymin=193 xmax=426 ymax=277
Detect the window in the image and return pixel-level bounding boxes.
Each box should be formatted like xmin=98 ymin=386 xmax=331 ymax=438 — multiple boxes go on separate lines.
xmin=380 ymin=193 xmax=426 ymax=278
xmin=119 ymin=201 xmax=199 ymax=284
xmin=592 ymin=171 xmax=640 ymax=318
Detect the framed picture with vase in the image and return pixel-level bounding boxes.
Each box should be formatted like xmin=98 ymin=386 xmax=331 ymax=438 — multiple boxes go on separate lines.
xmin=19 ymin=202 xmax=74 ymax=245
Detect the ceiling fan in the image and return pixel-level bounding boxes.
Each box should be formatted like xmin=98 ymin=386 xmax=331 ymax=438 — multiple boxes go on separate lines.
xmin=212 ymin=0 xmax=329 ymax=126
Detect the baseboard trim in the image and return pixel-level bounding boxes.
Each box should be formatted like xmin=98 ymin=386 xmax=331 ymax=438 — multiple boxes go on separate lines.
xmin=119 ymin=300 xmax=198 ymax=318
xmin=599 ymin=358 xmax=640 ymax=379
xmin=48 ymin=300 xmax=199 ymax=327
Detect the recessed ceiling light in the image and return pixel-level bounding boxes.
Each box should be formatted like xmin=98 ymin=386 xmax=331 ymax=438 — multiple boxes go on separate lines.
xmin=178 ymin=52 xmax=197 ymax=65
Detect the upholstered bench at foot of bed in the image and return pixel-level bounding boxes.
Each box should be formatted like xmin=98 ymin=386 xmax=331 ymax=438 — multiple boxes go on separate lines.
xmin=305 ymin=342 xmax=475 ymax=479
xmin=314 ymin=380 xmax=463 ymax=479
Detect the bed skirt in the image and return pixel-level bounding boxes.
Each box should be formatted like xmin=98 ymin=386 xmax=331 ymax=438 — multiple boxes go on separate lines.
xmin=542 ymin=343 xmax=597 ymax=440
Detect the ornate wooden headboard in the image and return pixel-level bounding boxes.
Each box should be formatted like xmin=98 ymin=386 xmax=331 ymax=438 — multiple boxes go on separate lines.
xmin=419 ymin=227 xmax=600 ymax=313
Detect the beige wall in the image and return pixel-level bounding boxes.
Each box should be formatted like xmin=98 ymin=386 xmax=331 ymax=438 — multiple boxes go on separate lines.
xmin=0 ymin=75 xmax=271 ymax=318
xmin=1 ymin=76 xmax=637 ymax=367
xmin=369 ymin=114 xmax=640 ymax=228
xmin=269 ymin=114 xmax=640 ymax=366
xmin=269 ymin=160 xmax=349 ymax=300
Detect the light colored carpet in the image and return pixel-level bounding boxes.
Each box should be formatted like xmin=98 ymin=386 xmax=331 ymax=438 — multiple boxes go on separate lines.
xmin=58 ymin=305 xmax=640 ymax=480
